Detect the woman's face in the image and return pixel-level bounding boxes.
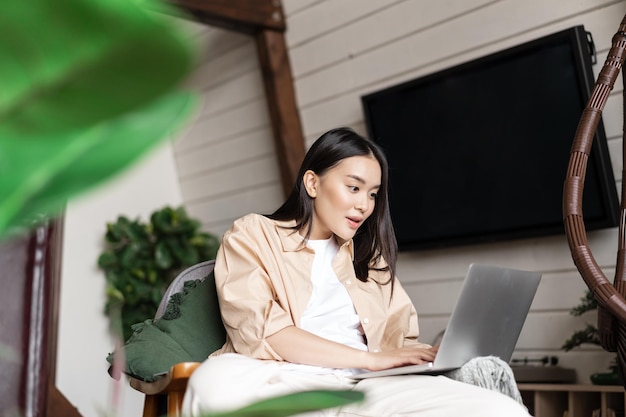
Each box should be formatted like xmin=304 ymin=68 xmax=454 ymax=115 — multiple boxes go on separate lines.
xmin=303 ymin=155 xmax=381 ymax=241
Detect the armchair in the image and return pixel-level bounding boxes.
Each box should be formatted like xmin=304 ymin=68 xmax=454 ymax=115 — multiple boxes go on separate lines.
xmin=109 ymin=260 xmax=226 ymax=417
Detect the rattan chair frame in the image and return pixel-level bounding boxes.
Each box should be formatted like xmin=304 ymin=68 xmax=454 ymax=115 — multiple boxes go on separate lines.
xmin=563 ymin=14 xmax=626 ymax=385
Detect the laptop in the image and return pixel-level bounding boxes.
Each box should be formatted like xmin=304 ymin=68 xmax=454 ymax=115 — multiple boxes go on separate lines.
xmin=350 ymin=264 xmax=541 ymax=379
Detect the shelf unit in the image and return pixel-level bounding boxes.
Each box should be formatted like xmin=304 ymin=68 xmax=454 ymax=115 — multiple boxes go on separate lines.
xmin=517 ymin=384 xmax=625 ymax=417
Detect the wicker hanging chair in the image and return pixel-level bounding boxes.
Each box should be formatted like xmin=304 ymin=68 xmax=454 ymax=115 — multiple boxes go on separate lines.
xmin=563 ymin=15 xmax=626 ymax=387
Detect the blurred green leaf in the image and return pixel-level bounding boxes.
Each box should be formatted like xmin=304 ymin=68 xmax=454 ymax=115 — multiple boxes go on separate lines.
xmin=0 ymin=91 xmax=196 ymax=236
xmin=570 ymin=290 xmax=598 ymax=316
xmin=97 ymin=252 xmax=117 ymax=269
xmin=0 ymin=0 xmax=197 ymax=238
xmin=179 ymin=239 xmax=199 ymax=265
xmin=562 ymin=323 xmax=601 ymax=351
xmin=0 ymin=0 xmax=193 ymax=138
xmin=199 ymin=390 xmax=365 ymax=417
xmin=106 ymin=286 xmax=124 ymax=304
xmin=155 ymin=241 xmax=174 ymax=269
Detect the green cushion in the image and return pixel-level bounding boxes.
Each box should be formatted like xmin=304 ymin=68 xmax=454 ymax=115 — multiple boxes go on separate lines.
xmin=107 ymin=271 xmax=226 ymax=382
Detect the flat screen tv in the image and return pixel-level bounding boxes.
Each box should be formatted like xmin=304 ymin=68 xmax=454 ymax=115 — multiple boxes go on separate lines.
xmin=362 ymin=26 xmax=619 ymax=251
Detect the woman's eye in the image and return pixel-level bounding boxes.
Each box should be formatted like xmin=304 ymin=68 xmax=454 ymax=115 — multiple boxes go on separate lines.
xmin=348 ymin=186 xmax=359 ymax=192
xmin=370 ymin=192 xmax=378 ymax=200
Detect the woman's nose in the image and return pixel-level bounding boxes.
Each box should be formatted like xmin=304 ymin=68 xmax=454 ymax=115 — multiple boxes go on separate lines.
xmin=355 ymin=195 xmax=368 ymax=212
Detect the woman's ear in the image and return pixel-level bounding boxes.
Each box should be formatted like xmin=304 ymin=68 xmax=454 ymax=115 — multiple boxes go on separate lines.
xmin=303 ymin=170 xmax=318 ymax=198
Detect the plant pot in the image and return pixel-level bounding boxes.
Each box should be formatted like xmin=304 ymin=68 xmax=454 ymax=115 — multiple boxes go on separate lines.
xmin=590 ymin=368 xmax=621 ymax=386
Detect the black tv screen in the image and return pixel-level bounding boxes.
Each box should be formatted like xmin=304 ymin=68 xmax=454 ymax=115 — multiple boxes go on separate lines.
xmin=362 ymin=26 xmax=619 ymax=251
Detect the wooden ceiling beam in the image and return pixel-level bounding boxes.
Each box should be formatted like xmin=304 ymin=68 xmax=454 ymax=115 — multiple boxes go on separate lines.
xmin=256 ymin=29 xmax=305 ymax=195
xmin=169 ymin=0 xmax=285 ymax=34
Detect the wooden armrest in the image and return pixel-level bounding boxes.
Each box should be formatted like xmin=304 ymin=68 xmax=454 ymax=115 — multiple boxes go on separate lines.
xmin=129 ymin=362 xmax=201 ymax=395
xmin=130 ymin=362 xmax=201 ymax=417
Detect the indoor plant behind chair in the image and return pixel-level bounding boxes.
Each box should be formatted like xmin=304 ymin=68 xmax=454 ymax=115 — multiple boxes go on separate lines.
xmin=97 ymin=205 xmax=220 ymax=341
xmin=562 ymin=290 xmax=620 ymax=385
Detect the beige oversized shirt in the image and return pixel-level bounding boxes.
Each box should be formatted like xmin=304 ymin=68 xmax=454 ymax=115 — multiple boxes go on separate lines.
xmin=211 ymin=213 xmax=429 ymax=361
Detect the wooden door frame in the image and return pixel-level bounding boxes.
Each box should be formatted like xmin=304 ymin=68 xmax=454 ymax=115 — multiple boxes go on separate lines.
xmin=0 ymin=217 xmax=83 ymax=417
xmin=168 ymin=0 xmax=306 ymax=196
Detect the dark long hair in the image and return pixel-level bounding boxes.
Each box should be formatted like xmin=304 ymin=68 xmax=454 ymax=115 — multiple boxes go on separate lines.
xmin=268 ymin=127 xmax=398 ymax=283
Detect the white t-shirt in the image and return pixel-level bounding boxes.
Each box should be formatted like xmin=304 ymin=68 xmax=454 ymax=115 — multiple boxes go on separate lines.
xmin=281 ymin=236 xmax=367 ymax=375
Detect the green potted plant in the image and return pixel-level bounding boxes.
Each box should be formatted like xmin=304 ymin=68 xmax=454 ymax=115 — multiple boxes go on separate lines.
xmin=562 ymin=290 xmax=600 ymax=351
xmin=98 ymin=206 xmax=220 ymax=341
xmin=562 ymin=290 xmax=619 ymax=385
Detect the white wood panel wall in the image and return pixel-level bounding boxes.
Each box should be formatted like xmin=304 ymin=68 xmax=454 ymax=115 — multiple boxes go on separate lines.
xmin=172 ymin=23 xmax=284 ymax=236
xmin=171 ymin=0 xmax=626 ymax=383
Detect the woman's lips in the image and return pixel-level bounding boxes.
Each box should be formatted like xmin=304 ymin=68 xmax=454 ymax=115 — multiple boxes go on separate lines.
xmin=347 ymin=217 xmax=362 ymax=229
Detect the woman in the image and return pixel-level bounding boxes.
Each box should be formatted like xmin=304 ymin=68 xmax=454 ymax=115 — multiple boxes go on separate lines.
xmin=182 ymin=128 xmax=530 ymax=416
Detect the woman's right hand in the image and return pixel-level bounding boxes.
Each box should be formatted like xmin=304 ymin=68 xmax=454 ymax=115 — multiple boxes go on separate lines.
xmin=364 ymin=345 xmax=439 ymax=371
xmin=267 ymin=326 xmax=440 ymax=372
